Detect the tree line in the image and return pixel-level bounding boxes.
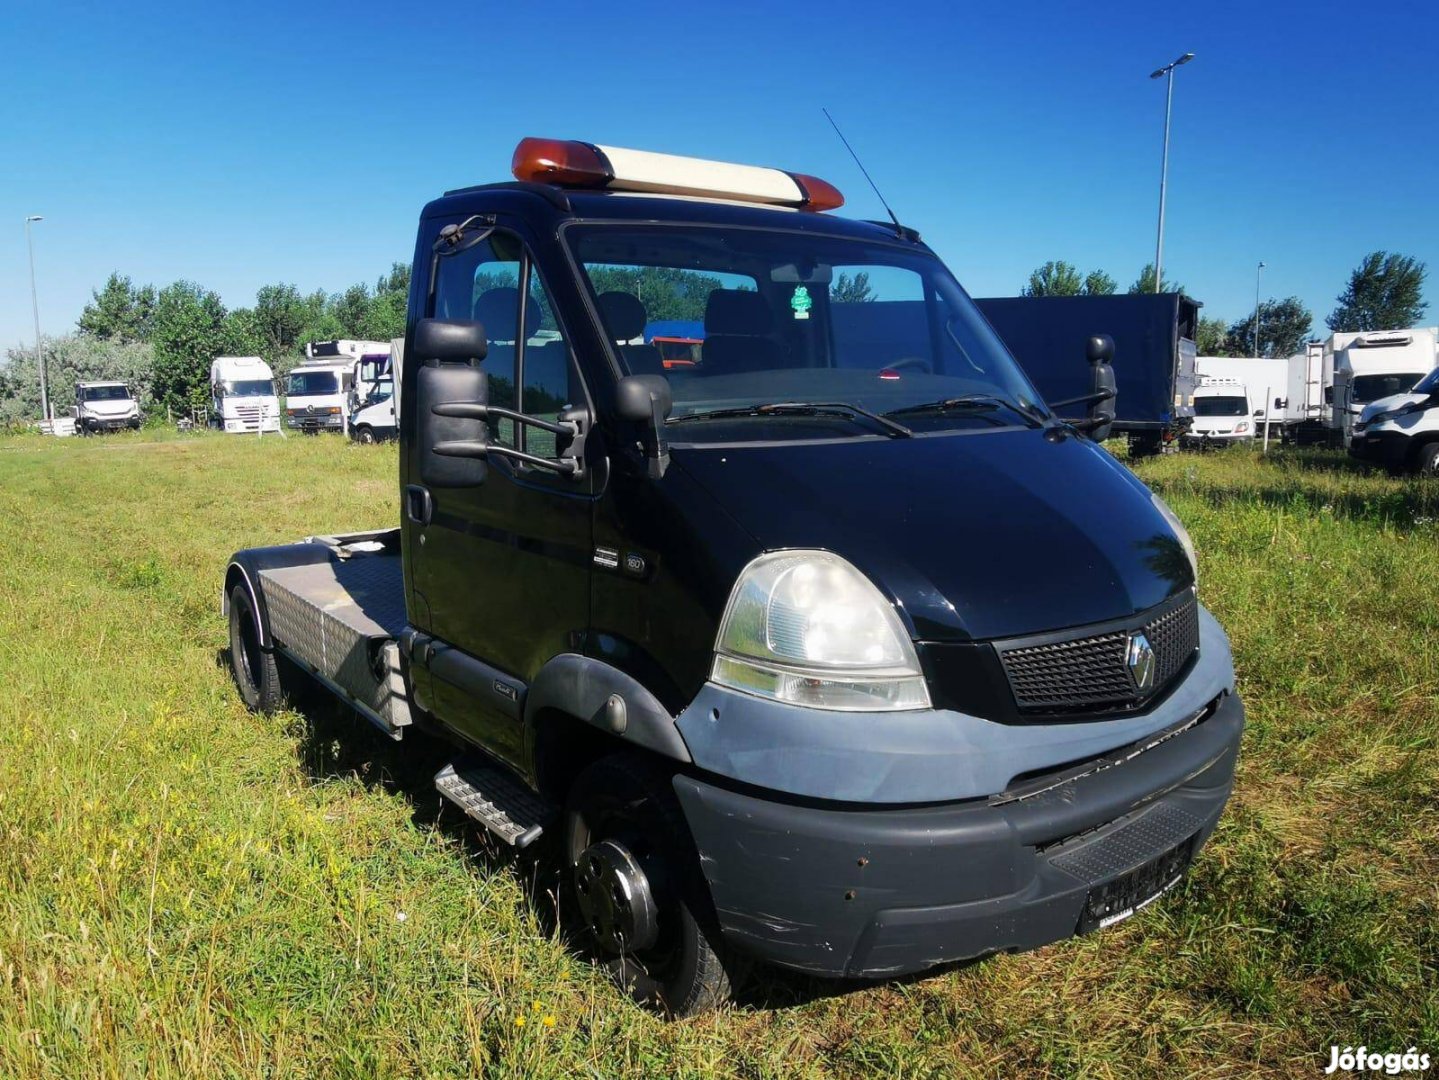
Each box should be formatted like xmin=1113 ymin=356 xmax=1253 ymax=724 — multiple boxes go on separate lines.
xmin=0 ymin=265 xmax=410 ymax=423
xmin=1018 ymin=251 xmax=1428 ymax=358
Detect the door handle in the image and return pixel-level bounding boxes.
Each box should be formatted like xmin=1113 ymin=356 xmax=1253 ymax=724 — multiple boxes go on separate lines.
xmin=405 ymin=484 xmax=433 ymax=526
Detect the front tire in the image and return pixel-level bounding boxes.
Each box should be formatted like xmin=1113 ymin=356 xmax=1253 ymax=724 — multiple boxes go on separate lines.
xmin=355 ymin=425 xmax=376 ymax=445
xmin=1417 ymin=442 xmax=1439 ymax=476
xmin=564 ymin=754 xmax=732 ymax=1018
xmin=228 ymin=583 xmax=285 ymax=713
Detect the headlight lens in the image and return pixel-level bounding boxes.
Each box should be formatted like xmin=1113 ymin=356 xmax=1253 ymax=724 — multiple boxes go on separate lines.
xmin=712 ymin=550 xmax=930 ymax=711
xmin=1151 ymin=492 xmax=1199 ymax=585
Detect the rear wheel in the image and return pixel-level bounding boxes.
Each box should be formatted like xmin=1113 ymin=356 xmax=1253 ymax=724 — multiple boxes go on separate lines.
xmin=228 ymin=583 xmax=284 ymax=713
xmin=564 ymin=754 xmax=732 ymax=1017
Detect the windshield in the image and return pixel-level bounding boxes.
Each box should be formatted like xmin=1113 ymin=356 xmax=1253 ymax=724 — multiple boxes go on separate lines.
xmin=81 ymin=385 xmax=131 ymax=402
xmin=288 ymin=370 xmax=340 ymax=396
xmin=567 ymin=225 xmax=1045 ymax=439
xmin=1353 ymin=373 xmax=1426 ymax=404
xmin=1410 ymin=367 xmax=1439 ymax=395
xmin=224 ymin=379 xmax=274 ymax=397
xmin=1194 ymin=395 xmax=1247 ymax=417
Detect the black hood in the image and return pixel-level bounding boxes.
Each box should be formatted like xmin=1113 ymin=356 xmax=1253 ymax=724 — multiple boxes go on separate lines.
xmin=671 ymin=429 xmax=1192 ymax=642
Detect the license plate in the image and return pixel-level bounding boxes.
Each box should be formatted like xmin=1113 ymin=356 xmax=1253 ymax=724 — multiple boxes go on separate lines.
xmin=1077 ymin=835 xmax=1195 ymax=934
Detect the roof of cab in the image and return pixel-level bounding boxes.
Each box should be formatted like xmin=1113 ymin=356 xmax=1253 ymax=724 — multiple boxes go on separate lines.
xmin=421 ymin=182 xmax=918 ymax=246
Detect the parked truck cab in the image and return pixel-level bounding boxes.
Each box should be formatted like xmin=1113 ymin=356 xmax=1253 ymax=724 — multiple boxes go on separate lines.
xmin=224 ymin=138 xmax=1243 ymax=1016
xmin=1328 ymin=329 xmax=1437 ymax=445
xmin=1184 ymin=376 xmax=1254 ymax=446
xmin=73 ymin=381 xmax=141 ymax=433
xmin=1350 ymin=365 xmax=1439 ymax=474
xmin=211 ymin=356 xmax=281 ymax=433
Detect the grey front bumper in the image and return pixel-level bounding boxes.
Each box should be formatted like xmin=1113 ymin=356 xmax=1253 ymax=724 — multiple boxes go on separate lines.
xmin=674 ymin=688 xmax=1243 ymax=978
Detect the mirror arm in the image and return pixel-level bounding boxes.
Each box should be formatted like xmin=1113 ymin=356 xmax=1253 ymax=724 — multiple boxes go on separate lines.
xmin=433 ymin=401 xmax=577 ymax=438
xmin=433 ymin=440 xmax=579 ymax=477
xmin=1049 ymin=387 xmax=1116 ymax=410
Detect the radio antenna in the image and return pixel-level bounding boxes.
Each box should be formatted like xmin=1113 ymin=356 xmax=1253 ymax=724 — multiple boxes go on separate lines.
xmin=823 ymin=107 xmax=902 ymax=231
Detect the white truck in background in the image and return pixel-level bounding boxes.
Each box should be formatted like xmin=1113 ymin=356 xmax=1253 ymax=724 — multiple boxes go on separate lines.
xmin=287 ymin=340 xmax=391 ymax=434
xmin=1194 ymin=356 xmax=1308 ymax=442
xmin=347 ymin=338 xmax=403 ymax=444
xmin=1350 ymin=364 xmax=1439 ymax=475
xmin=210 ymin=356 xmax=281 ymax=434
xmin=1184 ymin=377 xmax=1255 ymax=446
xmin=1326 ymin=328 xmax=1439 ymax=445
xmin=73 ymin=381 xmax=142 ymax=434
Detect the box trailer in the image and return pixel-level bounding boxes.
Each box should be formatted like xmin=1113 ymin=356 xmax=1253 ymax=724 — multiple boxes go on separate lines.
xmin=975 ymin=293 xmax=1200 ymax=455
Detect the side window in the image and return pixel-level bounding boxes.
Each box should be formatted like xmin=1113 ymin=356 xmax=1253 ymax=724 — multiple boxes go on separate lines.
xmin=431 ymin=232 xmax=523 ymax=447
xmin=521 ymin=271 xmax=578 ymax=458
xmin=430 ymin=227 xmax=582 ymax=458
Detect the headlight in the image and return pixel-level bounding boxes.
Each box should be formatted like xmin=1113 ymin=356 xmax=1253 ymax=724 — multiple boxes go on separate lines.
xmin=712 ymin=550 xmax=930 ymax=711
xmin=1235 ymin=421 xmax=1249 ymax=434
xmin=1151 ymin=493 xmax=1199 ymax=585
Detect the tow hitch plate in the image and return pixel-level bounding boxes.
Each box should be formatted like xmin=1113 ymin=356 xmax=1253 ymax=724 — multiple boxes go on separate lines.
xmin=1078 ymin=835 xmax=1195 ymax=933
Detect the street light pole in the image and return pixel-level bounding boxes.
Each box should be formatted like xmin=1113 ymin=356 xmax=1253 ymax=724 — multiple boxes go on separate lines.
xmin=1254 ymin=261 xmax=1266 ymax=358
xmin=25 ymin=215 xmax=48 ymax=422
xmin=1150 ymin=52 xmax=1195 ymax=295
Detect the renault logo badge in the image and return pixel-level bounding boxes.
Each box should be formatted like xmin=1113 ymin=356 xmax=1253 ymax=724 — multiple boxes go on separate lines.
xmin=1127 ymin=632 xmax=1156 ymax=692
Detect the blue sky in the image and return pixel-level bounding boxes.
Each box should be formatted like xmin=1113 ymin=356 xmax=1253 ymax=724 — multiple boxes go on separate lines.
xmin=2 ymin=0 xmax=1436 ymax=352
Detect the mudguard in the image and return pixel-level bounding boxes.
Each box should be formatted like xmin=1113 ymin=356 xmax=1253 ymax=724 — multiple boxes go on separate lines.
xmin=524 ymin=653 xmax=691 ymax=763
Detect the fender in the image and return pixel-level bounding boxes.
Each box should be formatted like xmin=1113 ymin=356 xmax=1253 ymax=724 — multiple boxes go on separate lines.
xmin=223 ymin=542 xmax=335 ymax=649
xmin=524 ymin=653 xmax=692 ymax=763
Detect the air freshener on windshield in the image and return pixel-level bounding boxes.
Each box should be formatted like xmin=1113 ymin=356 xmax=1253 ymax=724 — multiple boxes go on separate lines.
xmin=791 ymin=285 xmax=812 ymax=320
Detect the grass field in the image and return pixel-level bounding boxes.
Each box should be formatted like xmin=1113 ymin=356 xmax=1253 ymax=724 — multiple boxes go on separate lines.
xmin=0 ymin=429 xmax=1435 ymax=1079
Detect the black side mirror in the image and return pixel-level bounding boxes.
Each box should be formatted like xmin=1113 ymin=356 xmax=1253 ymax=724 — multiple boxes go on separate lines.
xmin=1254 ymin=410 xmax=1264 ymax=417
xmin=413 ymin=318 xmax=488 ymax=363
xmin=417 ymin=363 xmax=488 ymax=488
xmin=1085 ymin=334 xmax=1116 ymax=442
xmin=616 ymin=374 xmax=673 ymax=479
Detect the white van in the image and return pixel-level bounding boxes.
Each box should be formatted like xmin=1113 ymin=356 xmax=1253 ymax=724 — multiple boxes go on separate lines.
xmin=1185 ymin=377 xmax=1254 ymax=446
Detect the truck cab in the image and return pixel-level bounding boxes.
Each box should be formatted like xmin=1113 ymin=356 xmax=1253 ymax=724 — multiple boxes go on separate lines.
xmin=285 ymin=359 xmax=354 ymax=433
xmin=224 ymin=138 xmax=1243 ymax=1017
xmin=73 ymin=381 xmax=141 ymax=434
xmin=348 ymin=342 xmax=400 ymax=443
xmin=1328 ymin=329 xmax=1437 ymax=444
xmin=1185 ymin=377 xmax=1254 ymax=446
xmin=1350 ymin=365 xmax=1439 ymax=474
xmin=210 ymin=356 xmax=280 ymax=433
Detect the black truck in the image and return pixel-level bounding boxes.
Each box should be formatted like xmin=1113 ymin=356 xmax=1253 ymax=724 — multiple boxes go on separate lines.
xmin=975 ymin=293 xmax=1202 ymax=455
xmin=224 ymin=138 xmax=1244 ymax=1016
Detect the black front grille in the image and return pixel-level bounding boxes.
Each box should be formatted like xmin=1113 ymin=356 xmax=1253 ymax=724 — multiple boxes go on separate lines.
xmin=996 ymin=591 xmax=1199 ymax=715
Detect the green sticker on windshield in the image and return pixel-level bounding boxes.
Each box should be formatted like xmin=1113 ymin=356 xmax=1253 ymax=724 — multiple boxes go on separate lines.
xmin=791 ymin=285 xmax=812 ymax=320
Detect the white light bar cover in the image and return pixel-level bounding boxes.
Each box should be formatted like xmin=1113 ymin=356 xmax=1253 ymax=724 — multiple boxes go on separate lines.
xmin=594 ymin=144 xmax=805 ymax=206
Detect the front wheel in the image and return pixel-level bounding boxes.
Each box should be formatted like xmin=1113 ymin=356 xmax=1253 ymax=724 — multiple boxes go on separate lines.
xmin=564 ymin=754 xmax=733 ymax=1017
xmin=1417 ymin=442 xmax=1439 ymax=476
xmin=354 ymin=425 xmax=376 ymax=445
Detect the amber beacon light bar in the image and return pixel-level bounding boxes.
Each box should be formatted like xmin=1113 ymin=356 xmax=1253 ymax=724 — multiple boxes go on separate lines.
xmin=510 ymin=137 xmax=845 ymax=211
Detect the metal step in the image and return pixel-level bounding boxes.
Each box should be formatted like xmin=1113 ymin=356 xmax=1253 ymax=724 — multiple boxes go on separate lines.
xmin=435 ymin=760 xmax=557 ymax=849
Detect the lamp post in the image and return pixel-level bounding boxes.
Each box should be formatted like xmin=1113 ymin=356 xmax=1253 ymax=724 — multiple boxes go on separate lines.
xmin=1149 ymin=52 xmax=1195 ymax=295
xmin=25 ymin=215 xmax=49 ymax=421
xmin=1254 ymin=261 xmax=1266 ymax=358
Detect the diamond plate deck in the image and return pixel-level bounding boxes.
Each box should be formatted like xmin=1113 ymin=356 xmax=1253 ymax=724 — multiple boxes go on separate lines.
xmin=259 ymin=553 xmax=411 ymax=735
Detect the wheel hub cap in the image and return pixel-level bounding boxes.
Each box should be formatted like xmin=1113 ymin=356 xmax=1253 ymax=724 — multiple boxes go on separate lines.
xmin=574 ymin=838 xmax=659 ymax=954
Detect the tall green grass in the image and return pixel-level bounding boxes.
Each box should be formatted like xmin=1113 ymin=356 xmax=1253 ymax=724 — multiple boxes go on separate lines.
xmin=0 ymin=433 xmax=1433 ymax=1078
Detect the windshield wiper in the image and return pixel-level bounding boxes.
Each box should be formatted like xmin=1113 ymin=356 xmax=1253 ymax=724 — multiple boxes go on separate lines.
xmin=668 ymin=401 xmax=913 ymax=438
xmin=884 ymin=394 xmax=1047 ymax=428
